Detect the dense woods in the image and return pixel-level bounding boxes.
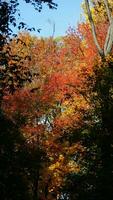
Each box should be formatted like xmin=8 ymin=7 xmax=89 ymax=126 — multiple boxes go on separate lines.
xmin=0 ymin=0 xmax=113 ymax=199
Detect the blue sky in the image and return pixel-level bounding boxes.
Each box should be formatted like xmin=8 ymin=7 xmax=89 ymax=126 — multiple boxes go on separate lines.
xmin=17 ymin=0 xmax=83 ymax=37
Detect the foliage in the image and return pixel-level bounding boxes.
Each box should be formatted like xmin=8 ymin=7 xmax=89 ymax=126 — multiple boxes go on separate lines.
xmin=1 ymin=0 xmax=113 ymax=200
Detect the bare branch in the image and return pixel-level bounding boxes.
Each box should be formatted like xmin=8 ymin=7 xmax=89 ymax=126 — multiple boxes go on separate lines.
xmin=52 ymin=22 xmax=55 ymax=38
xmin=103 ymin=0 xmax=112 ymax=23
xmin=104 ymin=25 xmax=111 ymax=53
xmin=85 ymin=0 xmax=104 ymax=57
xmin=105 ymin=21 xmax=113 ymax=55
xmin=103 ymin=0 xmax=113 ymax=55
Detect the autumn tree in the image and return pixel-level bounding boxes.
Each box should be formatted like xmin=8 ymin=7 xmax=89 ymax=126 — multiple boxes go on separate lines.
xmin=56 ymin=1 xmax=113 ymax=199
xmin=0 ymin=1 xmax=58 ymax=200
xmin=61 ymin=1 xmax=113 ymax=199
xmin=1 ymin=1 xmax=113 ymax=199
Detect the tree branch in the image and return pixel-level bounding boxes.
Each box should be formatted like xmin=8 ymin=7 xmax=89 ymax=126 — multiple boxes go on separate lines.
xmin=105 ymin=21 xmax=113 ymax=55
xmin=85 ymin=0 xmax=104 ymax=57
xmin=103 ymin=0 xmax=113 ymax=55
xmin=103 ymin=0 xmax=112 ymax=23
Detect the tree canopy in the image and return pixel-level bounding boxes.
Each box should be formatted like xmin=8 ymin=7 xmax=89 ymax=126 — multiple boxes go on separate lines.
xmin=0 ymin=0 xmax=113 ymax=200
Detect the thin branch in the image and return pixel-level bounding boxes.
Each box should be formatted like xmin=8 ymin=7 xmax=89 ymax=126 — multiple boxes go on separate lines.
xmin=85 ymin=0 xmax=104 ymax=57
xmin=105 ymin=21 xmax=113 ymax=55
xmin=104 ymin=25 xmax=111 ymax=53
xmin=103 ymin=0 xmax=113 ymax=55
xmin=103 ymin=0 xmax=112 ymax=23
xmin=52 ymin=22 xmax=55 ymax=38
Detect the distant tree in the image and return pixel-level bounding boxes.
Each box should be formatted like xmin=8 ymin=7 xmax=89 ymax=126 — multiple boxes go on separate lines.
xmin=0 ymin=0 xmax=57 ymax=101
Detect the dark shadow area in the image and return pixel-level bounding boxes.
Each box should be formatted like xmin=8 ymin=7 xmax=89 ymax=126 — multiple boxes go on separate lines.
xmin=0 ymin=112 xmax=32 ymax=200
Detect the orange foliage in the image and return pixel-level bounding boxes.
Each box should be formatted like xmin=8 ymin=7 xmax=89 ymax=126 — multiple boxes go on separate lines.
xmin=2 ymin=17 xmax=109 ymax=197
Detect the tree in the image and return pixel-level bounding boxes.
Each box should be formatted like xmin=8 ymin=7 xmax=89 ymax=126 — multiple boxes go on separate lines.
xmin=0 ymin=1 xmax=58 ymax=200
xmin=1 ymin=1 xmax=113 ymax=199
xmin=57 ymin=1 xmax=113 ymax=199
xmin=0 ymin=0 xmax=57 ymax=100
xmin=66 ymin=1 xmax=113 ymax=199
